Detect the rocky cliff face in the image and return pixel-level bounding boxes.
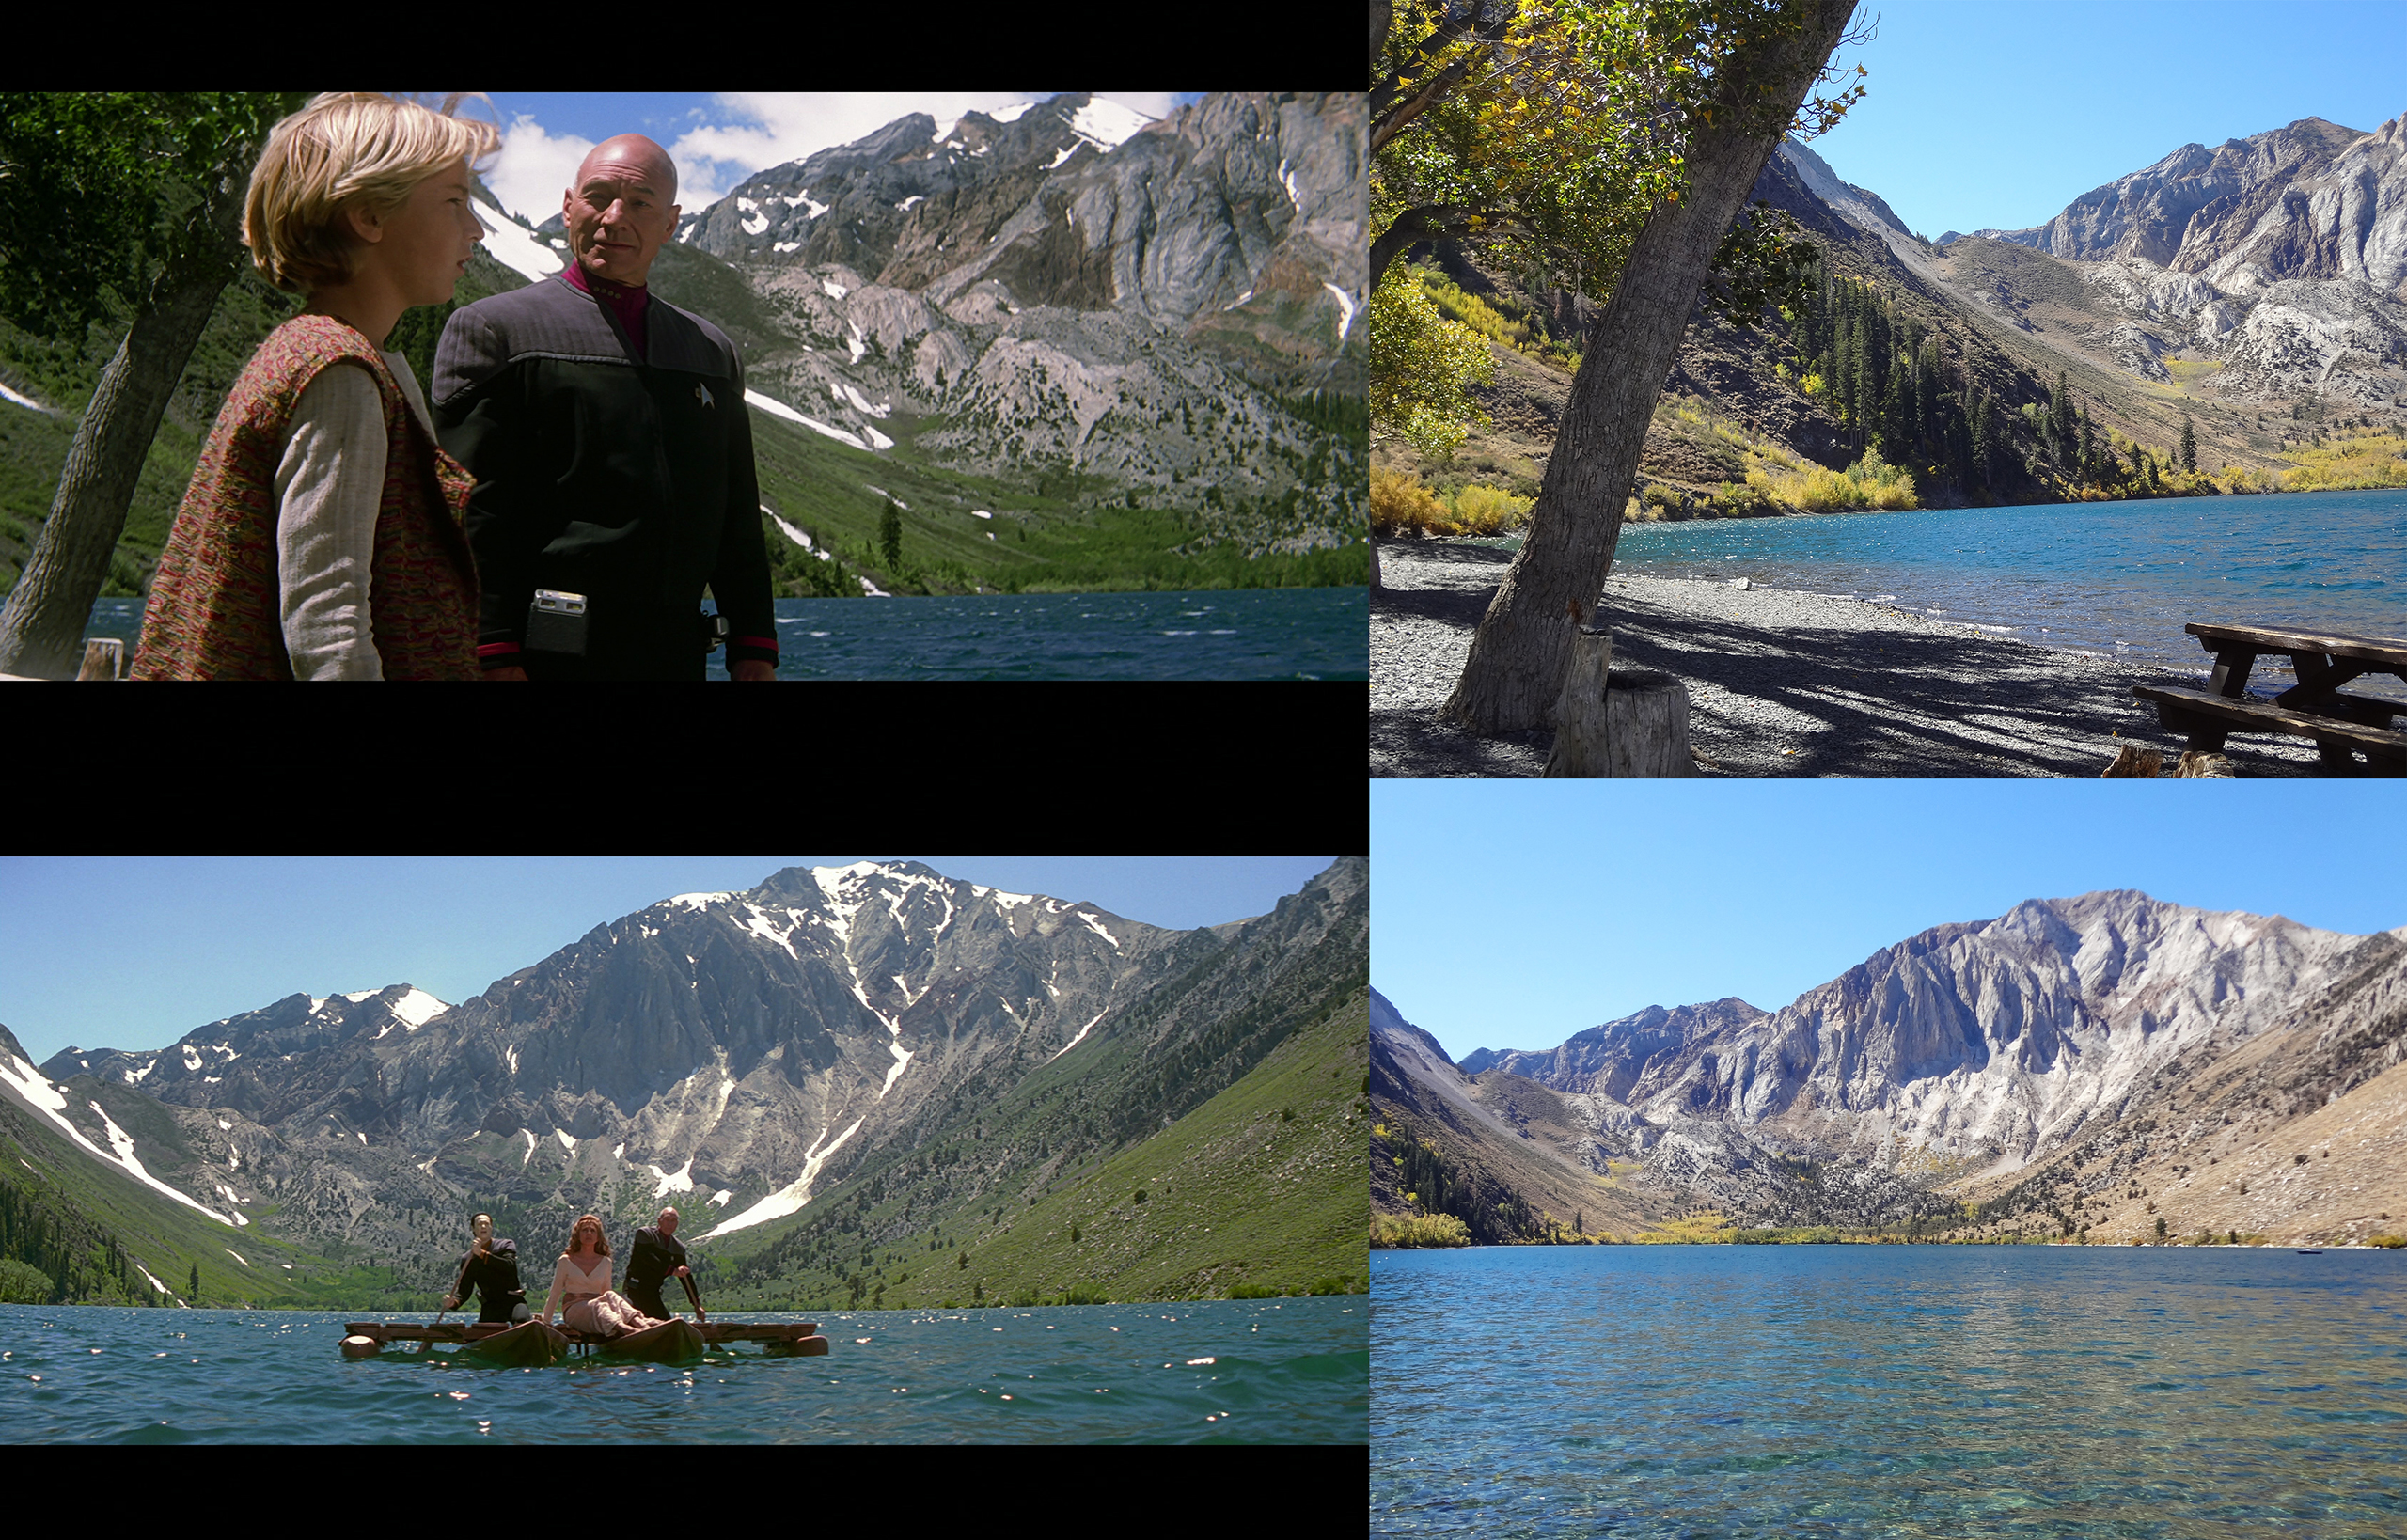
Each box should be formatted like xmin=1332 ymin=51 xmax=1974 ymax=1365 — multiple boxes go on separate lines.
xmin=33 ymin=858 xmax=1366 ymax=1258
xmin=1956 ymin=116 xmax=2407 ymax=403
xmin=557 ymin=92 xmax=1366 ymax=556
xmin=1381 ymin=892 xmax=2407 ymax=1240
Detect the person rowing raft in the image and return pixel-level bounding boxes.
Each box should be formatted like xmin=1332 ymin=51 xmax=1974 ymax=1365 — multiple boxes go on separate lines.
xmin=442 ymin=1213 xmax=531 ymax=1324
xmin=623 ymin=1206 xmax=705 ymax=1324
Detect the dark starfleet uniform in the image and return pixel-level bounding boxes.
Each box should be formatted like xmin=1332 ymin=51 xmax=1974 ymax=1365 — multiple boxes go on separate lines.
xmin=622 ymin=1225 xmax=690 ymax=1319
xmin=455 ymin=1238 xmax=530 ymax=1324
xmin=431 ymin=273 xmax=778 ymax=679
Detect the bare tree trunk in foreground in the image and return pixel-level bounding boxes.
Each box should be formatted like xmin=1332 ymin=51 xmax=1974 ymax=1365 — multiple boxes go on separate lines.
xmin=1442 ymin=0 xmax=1859 ymax=733
xmin=0 ymin=171 xmax=246 ymax=680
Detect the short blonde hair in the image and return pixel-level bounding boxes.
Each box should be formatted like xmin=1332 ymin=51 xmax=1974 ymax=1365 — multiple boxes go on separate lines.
xmin=244 ymin=92 xmax=501 ymax=294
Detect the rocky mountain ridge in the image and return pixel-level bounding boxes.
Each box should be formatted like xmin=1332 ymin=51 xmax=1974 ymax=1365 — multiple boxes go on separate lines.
xmin=1373 ymin=891 xmax=2407 ymax=1244
xmin=529 ymin=92 xmax=1367 ymax=556
xmin=21 ymin=858 xmax=1368 ymax=1281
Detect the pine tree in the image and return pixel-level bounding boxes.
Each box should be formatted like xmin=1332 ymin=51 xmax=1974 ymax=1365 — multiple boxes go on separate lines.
xmin=2179 ymin=415 xmax=2197 ymax=473
xmin=877 ymin=499 xmax=903 ymax=574
xmin=187 ymin=1262 xmax=198 ymax=1301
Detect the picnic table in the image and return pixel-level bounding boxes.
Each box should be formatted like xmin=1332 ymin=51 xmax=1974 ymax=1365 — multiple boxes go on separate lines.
xmin=2132 ymin=622 xmax=2407 ymax=775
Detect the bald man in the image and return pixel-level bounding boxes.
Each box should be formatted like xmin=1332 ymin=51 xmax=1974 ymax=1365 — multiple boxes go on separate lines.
xmin=623 ymin=1206 xmax=702 ymax=1323
xmin=431 ymin=135 xmax=777 ymax=680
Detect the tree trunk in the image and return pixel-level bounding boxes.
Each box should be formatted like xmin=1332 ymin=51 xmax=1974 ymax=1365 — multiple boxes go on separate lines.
xmin=0 ymin=171 xmax=248 ymax=680
xmin=1442 ymin=0 xmax=1859 ymax=733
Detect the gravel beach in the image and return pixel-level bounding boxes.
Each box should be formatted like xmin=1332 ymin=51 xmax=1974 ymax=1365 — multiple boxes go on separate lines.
xmin=1372 ymin=540 xmax=2322 ymax=778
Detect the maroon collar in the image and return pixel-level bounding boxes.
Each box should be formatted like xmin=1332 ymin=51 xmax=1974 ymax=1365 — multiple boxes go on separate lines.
xmin=562 ymin=258 xmax=651 ymax=359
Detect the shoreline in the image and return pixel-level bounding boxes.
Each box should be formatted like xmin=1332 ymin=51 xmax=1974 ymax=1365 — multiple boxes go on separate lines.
xmin=1372 ymin=541 xmax=2322 ymax=778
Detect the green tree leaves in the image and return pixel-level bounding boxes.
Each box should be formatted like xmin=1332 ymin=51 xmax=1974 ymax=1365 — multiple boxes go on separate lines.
xmin=1368 ymin=261 xmax=1496 ymax=459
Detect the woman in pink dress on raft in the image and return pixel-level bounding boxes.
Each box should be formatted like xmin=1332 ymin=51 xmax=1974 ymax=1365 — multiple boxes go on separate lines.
xmin=541 ymin=1214 xmax=669 ymax=1338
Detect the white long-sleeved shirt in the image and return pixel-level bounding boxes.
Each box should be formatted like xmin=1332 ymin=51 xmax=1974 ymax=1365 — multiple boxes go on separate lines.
xmin=273 ymin=351 xmax=437 ymax=681
xmin=543 ymin=1251 xmax=613 ymax=1322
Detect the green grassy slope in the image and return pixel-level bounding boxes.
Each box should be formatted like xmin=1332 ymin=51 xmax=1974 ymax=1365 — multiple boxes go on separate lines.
xmin=707 ymin=990 xmax=1371 ymax=1312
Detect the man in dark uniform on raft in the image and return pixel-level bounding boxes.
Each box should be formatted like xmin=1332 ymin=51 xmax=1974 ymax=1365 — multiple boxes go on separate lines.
xmin=624 ymin=1206 xmax=704 ymax=1323
xmin=444 ymin=1212 xmax=531 ymax=1324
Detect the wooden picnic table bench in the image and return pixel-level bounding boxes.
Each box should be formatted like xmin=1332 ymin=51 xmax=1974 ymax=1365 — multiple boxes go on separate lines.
xmin=2133 ymin=622 xmax=2407 ymax=775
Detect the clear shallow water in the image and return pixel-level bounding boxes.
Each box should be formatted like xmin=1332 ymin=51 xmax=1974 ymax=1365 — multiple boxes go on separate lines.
xmin=2 ymin=1297 xmax=1364 ymax=1443
xmin=1491 ymin=488 xmax=2406 ymax=688
xmin=82 ymin=588 xmax=1369 ymax=681
xmin=1374 ymin=1246 xmax=2407 ymax=1537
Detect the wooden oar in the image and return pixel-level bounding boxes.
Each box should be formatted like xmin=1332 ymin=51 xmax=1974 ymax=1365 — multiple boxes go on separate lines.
xmin=433 ymin=1247 xmax=477 ymax=1329
xmin=680 ymin=1270 xmax=708 ymax=1325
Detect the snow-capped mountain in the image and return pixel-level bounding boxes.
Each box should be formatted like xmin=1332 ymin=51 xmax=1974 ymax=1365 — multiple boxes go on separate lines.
xmin=531 ymin=90 xmax=1365 ymax=555
xmin=29 ymin=858 xmax=1366 ymax=1263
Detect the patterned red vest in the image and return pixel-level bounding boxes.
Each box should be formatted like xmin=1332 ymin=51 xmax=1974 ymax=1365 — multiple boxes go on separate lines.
xmin=132 ymin=314 xmax=480 ymax=680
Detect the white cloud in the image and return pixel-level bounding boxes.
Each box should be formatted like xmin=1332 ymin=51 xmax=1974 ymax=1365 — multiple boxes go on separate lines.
xmin=487 ymin=114 xmax=594 ymax=227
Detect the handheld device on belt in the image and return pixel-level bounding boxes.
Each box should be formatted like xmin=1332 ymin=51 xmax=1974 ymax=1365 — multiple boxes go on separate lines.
xmin=700 ymin=611 xmax=729 ymax=655
xmin=525 ymin=589 xmax=589 ymax=656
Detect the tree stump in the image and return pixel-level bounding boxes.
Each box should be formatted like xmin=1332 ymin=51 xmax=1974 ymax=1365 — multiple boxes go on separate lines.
xmin=1370 ymin=542 xmax=1382 ymax=590
xmin=76 ymin=637 xmax=123 ymax=682
xmin=1546 ymin=635 xmax=1696 ymax=778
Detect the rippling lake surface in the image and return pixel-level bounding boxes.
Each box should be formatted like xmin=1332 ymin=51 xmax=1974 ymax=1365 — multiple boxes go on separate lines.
xmin=2 ymin=1297 xmax=1364 ymax=1443
xmin=82 ymin=587 xmax=1369 ymax=682
xmin=1373 ymin=1246 xmax=2407 ymax=1537
xmin=1491 ymin=488 xmax=2406 ymax=690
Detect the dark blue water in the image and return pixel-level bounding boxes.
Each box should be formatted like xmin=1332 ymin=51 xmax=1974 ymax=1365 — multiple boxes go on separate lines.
xmin=81 ymin=588 xmax=1369 ymax=681
xmin=2 ymin=1296 xmax=1365 ymax=1443
xmin=1373 ymin=1245 xmax=2407 ymax=1537
xmin=1496 ymin=488 xmax=2406 ymax=680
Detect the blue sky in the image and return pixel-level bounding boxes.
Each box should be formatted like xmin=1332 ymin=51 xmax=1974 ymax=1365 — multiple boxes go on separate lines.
xmin=1372 ymin=783 xmax=2407 ymax=1064
xmin=1805 ymin=1 xmax=2407 ymax=241
xmin=0 ymin=856 xmax=1333 ymax=1067
xmin=470 ymin=92 xmax=1204 ymax=223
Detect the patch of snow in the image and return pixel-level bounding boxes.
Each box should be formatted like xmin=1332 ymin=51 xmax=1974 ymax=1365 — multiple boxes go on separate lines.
xmin=1071 ymin=98 xmax=1153 ymax=150
xmin=1077 ymin=911 xmax=1121 ymax=950
xmin=1 ymin=378 xmax=55 ymax=415
xmin=839 ymin=382 xmax=891 ymax=418
xmin=182 ymin=1045 xmax=202 ymax=1072
xmin=614 ymin=1143 xmax=626 ymax=1159
xmin=391 ymin=987 xmax=448 ymax=1029
xmin=969 ymin=509 xmax=993 ymax=519
xmin=135 ymin=1263 xmax=170 ymax=1295
xmin=342 ymin=989 xmax=380 ymax=1003
xmin=1280 ymin=159 xmax=1298 ymax=207
xmin=745 ymin=903 xmax=801 ymax=958
xmin=128 ymin=1057 xmax=156 ymax=1085
xmin=669 ymin=892 xmax=732 ymax=911
xmin=736 ymin=196 xmax=759 ymax=212
xmin=773 ymin=241 xmax=801 ymax=254
xmin=864 ymin=425 xmax=894 ymax=451
xmin=699 ymin=1117 xmax=864 ymax=1238
xmin=1046 ymin=145 xmax=1078 ymax=171
xmin=3 ymin=1080 xmax=239 ymax=1224
xmin=649 ymin=1157 xmax=697 ymax=1200
xmin=880 ymin=1038 xmax=915 ymax=1099
xmin=225 ymin=1249 xmax=247 ymax=1265
xmin=859 ymin=576 xmax=891 ymax=596
xmin=472 ymin=198 xmax=565 ymax=282
xmin=863 ymin=486 xmax=908 ymax=510
xmin=784 ymin=191 xmax=829 ymax=219
xmin=847 ymin=322 xmax=867 ymax=365
xmin=1049 ymin=1010 xmax=1109 ymax=1062
xmin=1221 ymin=289 xmax=1254 ymax=312
xmin=991 ymin=102 xmax=1035 ymax=123
xmin=520 ymin=1129 xmax=536 ymax=1167
xmin=355 ymin=1131 xmax=366 ymax=1145
xmin=308 ymin=998 xmax=326 ymax=1014
xmin=896 ymin=196 xmax=923 ymax=212
xmin=556 ymin=1130 xmax=577 ymax=1153
xmin=972 ymin=145 xmax=990 ymax=157
xmin=709 ymin=1189 xmax=732 ymax=1208
xmin=823 ymin=277 xmax=849 ymax=300
xmin=216 ymin=1119 xmax=230 ymax=1131
xmin=767 ymin=511 xmax=831 ymax=559
xmin=506 ymin=1045 xmax=519 ymax=1077
xmin=741 ymin=212 xmax=769 ymax=235
xmin=747 ymin=388 xmax=873 ymax=450
xmin=1325 ymin=283 xmax=1358 ymax=340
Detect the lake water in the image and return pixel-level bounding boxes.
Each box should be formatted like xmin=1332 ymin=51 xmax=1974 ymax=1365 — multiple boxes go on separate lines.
xmin=1492 ymin=488 xmax=2407 ymax=690
xmin=1373 ymin=1245 xmax=2407 ymax=1537
xmin=81 ymin=588 xmax=1369 ymax=681
xmin=2 ymin=1296 xmax=1365 ymax=1444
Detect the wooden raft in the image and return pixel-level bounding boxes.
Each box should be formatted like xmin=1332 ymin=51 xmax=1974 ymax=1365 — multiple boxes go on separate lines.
xmin=343 ymin=1320 xmax=828 ymax=1356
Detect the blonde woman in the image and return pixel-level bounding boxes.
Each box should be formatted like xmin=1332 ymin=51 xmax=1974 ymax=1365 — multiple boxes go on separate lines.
xmin=132 ymin=92 xmax=494 ymax=680
xmin=540 ymin=1215 xmax=667 ymax=1338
